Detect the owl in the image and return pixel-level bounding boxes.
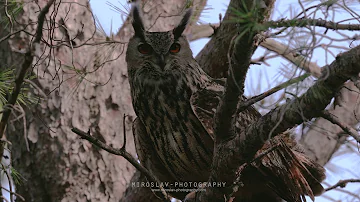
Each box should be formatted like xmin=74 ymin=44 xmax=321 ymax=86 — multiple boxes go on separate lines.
xmin=126 ymin=4 xmax=325 ymax=202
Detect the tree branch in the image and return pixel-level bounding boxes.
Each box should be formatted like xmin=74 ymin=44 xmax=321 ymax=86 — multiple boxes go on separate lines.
xmin=0 ymin=0 xmax=56 ymax=198
xmin=188 ymin=23 xmax=219 ymax=41
xmin=196 ymin=0 xmax=274 ymax=78
xmin=237 ymin=73 xmax=310 ymax=113
xmin=213 ymin=0 xmax=275 ymax=141
xmin=325 ymin=179 xmax=360 ymax=192
xmin=195 ymin=0 xmax=276 ymax=200
xmin=200 ymin=44 xmax=360 ymax=201
xmin=260 ymin=38 xmax=322 ymax=77
xmin=266 ymin=18 xmax=360 ymax=31
xmin=259 ymin=37 xmax=360 ymax=165
xmin=71 ymin=127 xmax=170 ymax=202
xmin=320 ymin=111 xmax=360 ymax=143
xmin=242 ymin=44 xmax=360 ymax=162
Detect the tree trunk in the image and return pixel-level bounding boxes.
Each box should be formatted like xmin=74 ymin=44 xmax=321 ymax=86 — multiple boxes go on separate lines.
xmin=5 ymin=1 xmax=136 ymax=201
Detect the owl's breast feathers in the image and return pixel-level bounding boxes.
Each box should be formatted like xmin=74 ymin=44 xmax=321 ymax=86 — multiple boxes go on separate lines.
xmin=131 ymin=67 xmax=214 ymax=182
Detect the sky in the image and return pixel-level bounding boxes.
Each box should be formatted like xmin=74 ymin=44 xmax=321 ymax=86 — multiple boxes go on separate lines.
xmin=89 ymin=0 xmax=360 ymax=201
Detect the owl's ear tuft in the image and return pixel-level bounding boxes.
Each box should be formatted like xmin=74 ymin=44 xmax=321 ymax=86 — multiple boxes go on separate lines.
xmin=173 ymin=8 xmax=192 ymax=39
xmin=131 ymin=4 xmax=145 ymax=39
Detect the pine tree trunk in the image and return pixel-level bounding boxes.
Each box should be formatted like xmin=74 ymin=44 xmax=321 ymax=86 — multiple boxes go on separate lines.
xmin=4 ymin=0 xmax=136 ymax=201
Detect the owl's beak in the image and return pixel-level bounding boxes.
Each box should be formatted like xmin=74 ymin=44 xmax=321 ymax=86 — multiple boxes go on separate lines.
xmin=157 ymin=54 xmax=165 ymax=69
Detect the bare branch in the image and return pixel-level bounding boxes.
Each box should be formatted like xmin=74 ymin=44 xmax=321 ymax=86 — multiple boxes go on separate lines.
xmin=260 ymin=39 xmax=322 ymax=77
xmin=244 ymin=45 xmax=360 ymax=159
xmin=325 ymin=179 xmax=360 ymax=192
xmin=0 ymin=186 xmax=25 ymax=201
xmin=0 ymin=1 xmax=56 ymax=197
xmin=237 ymin=73 xmax=310 ymax=113
xmin=188 ymin=23 xmax=219 ymax=41
xmin=0 ymin=29 xmax=26 ymax=44
xmin=320 ymin=111 xmax=360 ymax=143
xmin=266 ymin=18 xmax=360 ymax=31
xmin=258 ymin=35 xmax=359 ymax=166
xmin=71 ymin=127 xmax=170 ymax=202
xmin=4 ymin=0 xmax=14 ymax=33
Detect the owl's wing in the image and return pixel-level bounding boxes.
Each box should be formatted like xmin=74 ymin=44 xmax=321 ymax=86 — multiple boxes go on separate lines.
xmin=190 ymin=79 xmax=261 ymax=139
xmin=190 ymin=81 xmax=224 ymax=139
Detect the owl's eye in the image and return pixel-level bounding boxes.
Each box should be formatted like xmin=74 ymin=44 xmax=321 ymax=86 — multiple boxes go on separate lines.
xmin=138 ymin=43 xmax=152 ymax=54
xmin=169 ymin=43 xmax=181 ymax=53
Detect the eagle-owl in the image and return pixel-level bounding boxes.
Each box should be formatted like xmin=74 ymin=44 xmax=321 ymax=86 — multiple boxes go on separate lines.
xmin=126 ymin=4 xmax=325 ymax=202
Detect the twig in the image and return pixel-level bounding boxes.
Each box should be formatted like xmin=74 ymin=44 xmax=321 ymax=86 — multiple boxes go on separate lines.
xmin=325 ymin=179 xmax=360 ymax=192
xmin=71 ymin=127 xmax=170 ymax=202
xmin=237 ymin=73 xmax=310 ymax=113
xmin=265 ymin=18 xmax=360 ymax=31
xmin=0 ymin=163 xmax=14 ymax=202
xmin=121 ymin=114 xmax=127 ymax=150
xmin=321 ymin=111 xmax=360 ymax=144
xmin=4 ymin=0 xmax=13 ymax=33
xmin=0 ymin=186 xmax=25 ymax=201
xmin=24 ymin=79 xmax=46 ymax=98
xmin=0 ymin=30 xmax=24 ymax=44
xmin=0 ymin=0 xmax=56 ymax=137
xmin=0 ymin=196 xmax=9 ymax=202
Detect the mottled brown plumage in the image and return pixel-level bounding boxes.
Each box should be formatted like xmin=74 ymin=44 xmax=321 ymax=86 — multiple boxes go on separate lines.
xmin=126 ymin=5 xmax=325 ymax=202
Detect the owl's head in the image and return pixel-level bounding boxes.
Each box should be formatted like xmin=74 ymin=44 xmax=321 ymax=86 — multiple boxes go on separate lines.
xmin=126 ymin=5 xmax=194 ymax=78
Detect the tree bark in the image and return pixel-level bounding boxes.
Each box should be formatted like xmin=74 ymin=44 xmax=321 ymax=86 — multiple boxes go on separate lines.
xmin=5 ymin=1 xmax=136 ymax=201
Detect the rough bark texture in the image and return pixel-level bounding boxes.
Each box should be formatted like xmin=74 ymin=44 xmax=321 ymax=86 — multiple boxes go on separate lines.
xmin=5 ymin=1 xmax=136 ymax=201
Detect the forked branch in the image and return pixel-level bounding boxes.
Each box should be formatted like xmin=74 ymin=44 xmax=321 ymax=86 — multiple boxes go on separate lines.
xmin=321 ymin=111 xmax=360 ymax=143
xmin=71 ymin=120 xmax=170 ymax=202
